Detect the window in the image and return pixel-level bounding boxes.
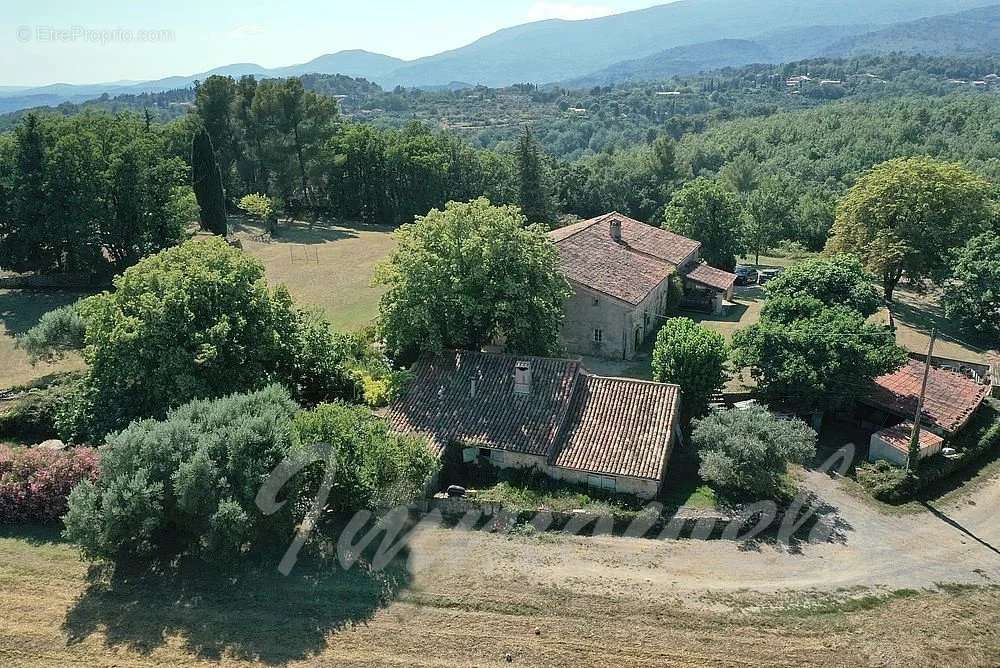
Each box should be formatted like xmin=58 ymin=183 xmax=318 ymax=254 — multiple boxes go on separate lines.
xmin=594 ymin=328 xmax=603 ymax=343
xmin=477 ymin=448 xmax=505 ymax=465
xmin=586 ymin=474 xmax=616 ymax=491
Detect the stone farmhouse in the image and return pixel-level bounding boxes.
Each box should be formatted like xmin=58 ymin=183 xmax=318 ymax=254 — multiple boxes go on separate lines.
xmin=387 ymin=350 xmax=682 ymax=499
xmin=549 ymin=212 xmax=736 ymax=361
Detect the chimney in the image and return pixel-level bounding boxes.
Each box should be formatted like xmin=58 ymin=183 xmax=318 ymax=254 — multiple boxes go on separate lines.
xmin=610 ymin=219 xmax=622 ymax=242
xmin=513 ymin=361 xmax=532 ymax=395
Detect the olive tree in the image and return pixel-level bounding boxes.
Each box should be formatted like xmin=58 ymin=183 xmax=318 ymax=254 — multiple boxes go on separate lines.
xmin=693 ymin=406 xmax=816 ymax=499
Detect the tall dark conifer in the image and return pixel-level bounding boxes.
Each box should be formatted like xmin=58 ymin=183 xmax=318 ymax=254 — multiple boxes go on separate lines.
xmin=192 ymin=127 xmax=228 ymax=236
xmin=516 ymin=126 xmax=552 ymax=226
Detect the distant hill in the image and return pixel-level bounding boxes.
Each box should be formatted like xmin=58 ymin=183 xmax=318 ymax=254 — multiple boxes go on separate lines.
xmin=0 ymin=50 xmax=401 ymax=114
xmin=380 ymin=0 xmax=996 ymax=87
xmin=567 ymin=39 xmax=774 ymax=87
xmin=569 ymin=7 xmax=1000 ymax=88
xmin=824 ymin=5 xmax=1000 ymax=57
xmin=2 ymin=0 xmax=998 ymax=113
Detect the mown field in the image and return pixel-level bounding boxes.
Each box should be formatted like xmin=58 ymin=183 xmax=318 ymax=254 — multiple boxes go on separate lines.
xmin=233 ymin=218 xmax=397 ymax=333
xmin=0 ymin=289 xmax=88 ymax=390
xmin=1 ymin=524 xmax=997 ymax=668
xmin=0 ymin=220 xmax=398 ymax=391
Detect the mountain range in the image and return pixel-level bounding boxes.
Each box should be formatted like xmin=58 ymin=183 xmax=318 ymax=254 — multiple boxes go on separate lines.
xmin=2 ymin=0 xmax=998 ymax=114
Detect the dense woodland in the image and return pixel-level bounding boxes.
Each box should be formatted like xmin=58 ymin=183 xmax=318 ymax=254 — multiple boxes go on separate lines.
xmin=1 ymin=53 xmax=999 ymax=275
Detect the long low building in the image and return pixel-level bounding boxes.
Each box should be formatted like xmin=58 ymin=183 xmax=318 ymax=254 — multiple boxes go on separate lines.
xmin=386 ymin=350 xmax=682 ymax=499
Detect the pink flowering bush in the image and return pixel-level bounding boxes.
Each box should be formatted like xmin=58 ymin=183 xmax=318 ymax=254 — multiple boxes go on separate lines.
xmin=0 ymin=446 xmax=100 ymax=524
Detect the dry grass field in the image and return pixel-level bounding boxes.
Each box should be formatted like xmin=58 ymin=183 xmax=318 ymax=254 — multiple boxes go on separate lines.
xmin=0 ymin=289 xmax=88 ymax=390
xmin=233 ymin=218 xmax=397 ymax=332
xmin=1 ymin=523 xmax=997 ymax=668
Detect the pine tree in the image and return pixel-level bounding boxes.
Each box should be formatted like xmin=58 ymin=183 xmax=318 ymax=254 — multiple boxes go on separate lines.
xmin=191 ymin=127 xmax=228 ymax=236
xmin=516 ymin=127 xmax=552 ymax=225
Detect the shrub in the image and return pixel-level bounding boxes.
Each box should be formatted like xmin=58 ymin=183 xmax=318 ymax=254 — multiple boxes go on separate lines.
xmin=693 ymin=406 xmax=816 ymax=499
xmin=293 ymin=402 xmax=438 ymax=511
xmin=0 ymin=446 xmax=99 ymax=523
xmin=63 ymin=385 xmax=303 ymax=562
xmin=62 ymin=386 xmax=438 ymax=563
xmin=0 ymin=374 xmax=80 ymax=443
xmin=855 ymin=460 xmax=911 ymax=500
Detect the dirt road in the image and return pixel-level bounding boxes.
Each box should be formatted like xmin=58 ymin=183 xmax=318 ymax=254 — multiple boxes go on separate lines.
xmin=404 ymin=468 xmax=1000 ymax=598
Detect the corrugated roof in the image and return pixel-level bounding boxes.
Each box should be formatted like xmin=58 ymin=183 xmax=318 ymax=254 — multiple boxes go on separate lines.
xmin=548 ymin=213 xmax=701 ymax=305
xmin=552 ymin=376 xmax=680 ymax=480
xmin=385 ymin=351 xmax=581 ymax=457
xmin=867 ymin=360 xmax=990 ymax=434
xmin=684 ymin=263 xmax=736 ymax=292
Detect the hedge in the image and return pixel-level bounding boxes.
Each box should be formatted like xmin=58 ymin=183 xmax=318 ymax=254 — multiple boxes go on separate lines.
xmin=0 ymin=446 xmax=100 ymax=523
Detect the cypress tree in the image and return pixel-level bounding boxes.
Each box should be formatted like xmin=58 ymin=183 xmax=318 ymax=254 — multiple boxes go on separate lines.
xmin=191 ymin=127 xmax=228 ymax=236
xmin=516 ymin=126 xmax=552 ymax=226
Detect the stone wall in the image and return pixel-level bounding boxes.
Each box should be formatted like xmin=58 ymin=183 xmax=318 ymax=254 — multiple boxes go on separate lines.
xmin=560 ymin=276 xmax=677 ymax=361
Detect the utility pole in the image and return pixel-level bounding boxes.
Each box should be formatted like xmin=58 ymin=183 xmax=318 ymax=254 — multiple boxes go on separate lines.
xmin=907 ymin=328 xmax=936 ymax=472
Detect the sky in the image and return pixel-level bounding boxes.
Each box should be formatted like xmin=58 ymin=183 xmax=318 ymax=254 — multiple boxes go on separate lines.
xmin=2 ymin=0 xmax=663 ymax=87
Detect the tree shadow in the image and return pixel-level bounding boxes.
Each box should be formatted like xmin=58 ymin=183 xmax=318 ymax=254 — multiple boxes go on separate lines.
xmin=0 ymin=289 xmax=90 ymax=336
xmin=889 ymin=286 xmax=991 ymax=356
xmin=62 ymin=548 xmax=413 ymax=665
xmin=229 ymin=216 xmax=390 ymax=246
xmin=0 ymin=523 xmax=69 ymax=546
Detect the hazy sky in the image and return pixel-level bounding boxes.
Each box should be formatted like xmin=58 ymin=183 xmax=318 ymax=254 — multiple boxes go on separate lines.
xmin=3 ymin=0 xmax=662 ymax=86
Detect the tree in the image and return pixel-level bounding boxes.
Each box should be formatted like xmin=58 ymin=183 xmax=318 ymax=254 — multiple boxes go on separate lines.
xmin=516 ymin=127 xmax=553 ymax=225
xmin=720 ymin=152 xmax=759 ymax=196
xmin=651 ymin=318 xmax=728 ymax=425
xmin=733 ymin=295 xmax=907 ymax=415
xmin=826 ymin=157 xmax=994 ymax=302
xmin=742 ymin=178 xmax=791 ymax=265
xmin=2 ymin=114 xmax=51 ymax=272
xmin=375 ymin=198 xmax=571 ymax=361
xmin=25 ymin=238 xmax=357 ymax=441
xmin=764 ymin=255 xmax=881 ymax=316
xmin=663 ymin=177 xmax=744 ymax=270
xmin=693 ymin=406 xmax=817 ymax=499
xmin=194 ymin=75 xmax=238 ymax=192
xmin=943 ymin=233 xmax=1000 ymax=340
xmin=192 ymin=127 xmax=228 ymax=235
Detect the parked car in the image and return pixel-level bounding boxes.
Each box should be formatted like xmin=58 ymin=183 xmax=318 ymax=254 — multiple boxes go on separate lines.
xmin=757 ymin=268 xmax=784 ymax=284
xmin=734 ymin=265 xmax=758 ymax=285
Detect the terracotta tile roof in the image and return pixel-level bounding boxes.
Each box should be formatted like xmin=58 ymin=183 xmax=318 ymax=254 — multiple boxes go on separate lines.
xmin=683 ymin=263 xmax=736 ymax=292
xmin=875 ymin=421 xmax=944 ymax=455
xmin=385 ymin=350 xmax=582 ymax=457
xmin=552 ymin=376 xmax=680 ymax=480
xmin=866 ymin=360 xmax=990 ymax=434
xmin=386 ymin=350 xmax=682 ymax=482
xmin=548 ymin=213 xmax=701 ymax=305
